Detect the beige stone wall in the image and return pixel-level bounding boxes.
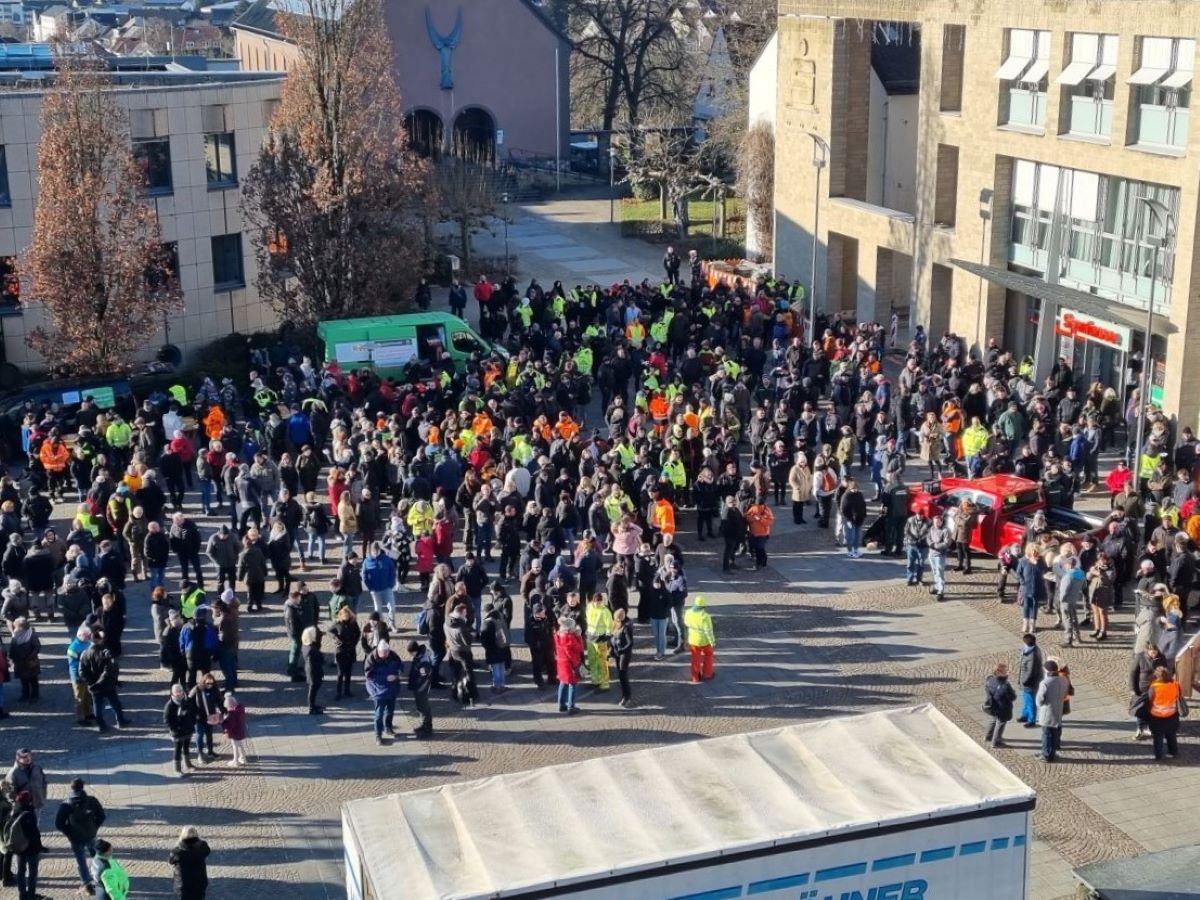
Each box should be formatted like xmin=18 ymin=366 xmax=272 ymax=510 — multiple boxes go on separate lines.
xmin=774 ymin=0 xmax=1200 ymax=425
xmin=0 ymin=76 xmax=283 ymax=370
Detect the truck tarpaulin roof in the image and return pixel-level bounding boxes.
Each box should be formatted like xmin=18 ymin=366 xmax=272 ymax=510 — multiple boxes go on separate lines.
xmin=341 ymin=705 xmax=1035 ymax=899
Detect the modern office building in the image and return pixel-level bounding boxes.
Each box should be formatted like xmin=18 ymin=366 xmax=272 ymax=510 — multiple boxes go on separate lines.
xmin=768 ymin=0 xmax=1200 ymax=423
xmin=0 ymin=61 xmax=283 ymax=369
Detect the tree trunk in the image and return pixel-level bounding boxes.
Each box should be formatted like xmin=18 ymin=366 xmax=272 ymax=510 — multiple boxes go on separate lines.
xmin=659 ymin=184 xmax=667 ymax=222
xmin=717 ymin=194 xmax=726 ymax=239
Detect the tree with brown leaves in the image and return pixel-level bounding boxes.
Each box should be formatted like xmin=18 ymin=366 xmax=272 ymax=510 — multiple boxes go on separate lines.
xmin=243 ymin=0 xmax=431 ymax=326
xmin=737 ymin=121 xmax=774 ymax=260
xmin=24 ymin=55 xmax=182 ymax=375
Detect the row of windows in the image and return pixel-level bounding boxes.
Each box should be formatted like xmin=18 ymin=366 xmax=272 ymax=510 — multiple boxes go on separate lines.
xmin=994 ymin=30 xmax=1194 ymax=149
xmin=133 ymin=131 xmax=238 ymax=195
xmin=155 ymin=235 xmax=247 ymax=291
xmin=1009 ymin=158 xmax=1178 ymax=310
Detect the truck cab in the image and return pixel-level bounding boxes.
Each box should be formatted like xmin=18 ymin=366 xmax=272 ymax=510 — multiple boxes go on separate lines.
xmin=909 ymin=475 xmax=1105 ymax=556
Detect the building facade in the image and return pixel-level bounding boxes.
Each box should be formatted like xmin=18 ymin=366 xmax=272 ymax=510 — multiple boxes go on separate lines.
xmin=0 ymin=72 xmax=283 ymax=368
xmin=771 ymin=0 xmax=1200 ymax=425
xmin=233 ymin=0 xmax=569 ymax=162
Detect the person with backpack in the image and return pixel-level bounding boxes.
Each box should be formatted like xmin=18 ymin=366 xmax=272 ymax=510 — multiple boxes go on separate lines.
xmin=982 ymin=663 xmax=1017 ymax=749
xmin=55 ymin=777 xmax=106 ymax=896
xmin=91 ymin=839 xmax=130 ymax=900
xmin=6 ymin=790 xmax=45 ymax=900
xmin=176 ymin=605 xmax=216 ymax=690
xmin=363 ymin=640 xmax=402 ymax=745
xmin=78 ymin=630 xmax=132 ymax=733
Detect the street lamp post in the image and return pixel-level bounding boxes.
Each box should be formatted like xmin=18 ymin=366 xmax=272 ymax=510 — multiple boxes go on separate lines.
xmin=974 ymin=189 xmax=994 ymax=356
xmin=500 ymin=192 xmax=511 ymax=277
xmin=1132 ymin=196 xmax=1175 ymax=474
xmin=609 ymin=147 xmax=617 ymax=224
xmin=806 ymin=133 xmax=828 ymax=346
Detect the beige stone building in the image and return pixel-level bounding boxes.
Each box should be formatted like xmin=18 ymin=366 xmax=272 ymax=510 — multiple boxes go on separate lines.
xmin=0 ymin=71 xmax=283 ymax=369
xmin=769 ymin=0 xmax=1200 ymax=424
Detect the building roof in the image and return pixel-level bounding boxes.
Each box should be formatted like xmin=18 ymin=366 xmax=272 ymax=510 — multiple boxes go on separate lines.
xmin=233 ymin=0 xmax=567 ymax=44
xmin=343 ymin=706 xmax=1035 ymax=900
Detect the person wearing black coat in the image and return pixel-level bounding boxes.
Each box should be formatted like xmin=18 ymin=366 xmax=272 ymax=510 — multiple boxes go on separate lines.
xmin=611 ymin=608 xmax=635 ymax=707
xmin=301 ymin=627 xmax=325 ymax=714
xmin=718 ymin=497 xmax=747 ymax=572
xmin=642 ymin=576 xmax=672 ymax=659
xmin=169 ymin=827 xmax=211 ymax=900
xmin=164 ymin=683 xmax=198 ymax=775
xmin=20 ymin=544 xmax=54 ymax=595
xmin=524 ymin=601 xmax=557 ymax=688
xmin=98 ymin=593 xmax=126 ymax=659
xmin=161 ymin=610 xmax=187 ymax=685
xmin=1 ymin=534 xmax=24 ymax=583
xmin=605 ymin=566 xmax=629 ymax=615
xmin=328 ymin=607 xmax=360 ymax=700
xmin=983 ymin=663 xmax=1017 ymax=748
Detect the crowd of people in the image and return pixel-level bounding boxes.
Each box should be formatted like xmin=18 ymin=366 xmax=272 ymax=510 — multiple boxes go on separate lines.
xmin=0 ymin=256 xmax=1194 ymax=893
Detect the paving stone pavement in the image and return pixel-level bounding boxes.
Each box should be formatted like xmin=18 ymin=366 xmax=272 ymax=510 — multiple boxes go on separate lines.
xmin=7 ymin=484 xmax=1193 ymax=900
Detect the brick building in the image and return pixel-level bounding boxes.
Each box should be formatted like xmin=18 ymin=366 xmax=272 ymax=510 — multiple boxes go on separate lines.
xmin=768 ymin=0 xmax=1200 ymax=424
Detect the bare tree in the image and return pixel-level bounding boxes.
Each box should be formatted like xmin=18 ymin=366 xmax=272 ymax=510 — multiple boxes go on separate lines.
xmin=436 ymin=161 xmax=496 ymax=275
xmin=736 ymin=120 xmax=774 ymax=258
xmin=243 ymin=0 xmax=431 ymax=325
xmin=556 ymin=0 xmax=687 ymax=131
xmin=619 ymin=130 xmax=716 ymax=236
xmin=24 ymin=54 xmax=182 ymax=374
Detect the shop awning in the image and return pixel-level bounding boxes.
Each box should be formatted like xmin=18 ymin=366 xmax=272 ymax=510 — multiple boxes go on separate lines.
xmin=950 ymin=259 xmax=1176 ymax=337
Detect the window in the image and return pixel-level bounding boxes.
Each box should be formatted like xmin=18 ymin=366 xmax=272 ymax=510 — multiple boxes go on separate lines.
xmin=1009 ymin=157 xmax=1179 ymax=312
xmin=1057 ymin=33 xmax=1117 ymax=138
xmin=146 ymin=242 xmax=179 ymax=295
xmin=211 ymin=233 xmax=244 ymax=290
xmin=451 ymin=330 xmax=485 ymax=355
xmin=0 ymin=146 xmax=9 ymax=208
xmin=130 ymin=108 xmax=171 ymax=196
xmin=1129 ymin=36 xmax=1194 ymax=149
xmin=940 ymin=24 xmax=965 ymax=112
xmin=132 ymin=138 xmax=172 ymax=195
xmin=0 ymin=256 xmax=18 ymax=308
xmin=997 ymin=29 xmax=1050 ymax=128
xmin=204 ymin=132 xmax=237 ymax=188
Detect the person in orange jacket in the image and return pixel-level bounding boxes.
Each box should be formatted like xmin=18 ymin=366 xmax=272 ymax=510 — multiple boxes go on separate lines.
xmin=39 ymin=431 xmax=70 ymax=499
xmin=203 ymin=405 xmax=226 ymax=442
xmin=745 ymin=495 xmax=775 ymax=570
xmin=648 ymin=491 xmax=676 ymax=543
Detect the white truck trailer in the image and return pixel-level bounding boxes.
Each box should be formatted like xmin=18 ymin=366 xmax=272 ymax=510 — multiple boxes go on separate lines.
xmin=342 ymin=705 xmax=1035 ymax=900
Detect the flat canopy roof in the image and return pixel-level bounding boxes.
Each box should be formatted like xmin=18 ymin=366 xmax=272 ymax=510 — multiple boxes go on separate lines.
xmin=951 ymin=259 xmax=1176 ymax=337
xmin=343 ymin=705 xmax=1035 ymax=900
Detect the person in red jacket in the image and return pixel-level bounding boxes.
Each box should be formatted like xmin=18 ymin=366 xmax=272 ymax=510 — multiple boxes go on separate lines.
xmin=554 ymin=617 xmax=584 ymax=714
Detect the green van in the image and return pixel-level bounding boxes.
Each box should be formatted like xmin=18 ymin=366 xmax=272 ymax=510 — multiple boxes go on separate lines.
xmin=316 ymin=312 xmax=504 ymax=378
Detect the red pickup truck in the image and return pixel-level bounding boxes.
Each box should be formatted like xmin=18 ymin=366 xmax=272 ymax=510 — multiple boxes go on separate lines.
xmin=907 ymin=474 xmax=1107 ymax=557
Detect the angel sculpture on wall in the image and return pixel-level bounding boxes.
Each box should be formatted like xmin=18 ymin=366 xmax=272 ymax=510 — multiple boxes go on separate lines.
xmin=426 ymin=6 xmax=464 ymax=91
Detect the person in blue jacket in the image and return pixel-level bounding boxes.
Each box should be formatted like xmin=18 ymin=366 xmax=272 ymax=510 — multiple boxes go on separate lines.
xmin=362 ymin=542 xmax=397 ymax=629
xmin=363 ymin=640 xmax=402 ymax=745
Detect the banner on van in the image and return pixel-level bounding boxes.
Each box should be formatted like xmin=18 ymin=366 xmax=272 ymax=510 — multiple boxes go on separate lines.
xmin=334 ymin=338 xmax=417 ymax=368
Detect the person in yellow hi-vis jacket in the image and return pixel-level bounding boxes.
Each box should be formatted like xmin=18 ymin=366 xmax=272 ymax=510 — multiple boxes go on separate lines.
xmin=684 ymin=595 xmax=716 ymax=683
xmin=585 ymin=593 xmax=614 ymax=689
